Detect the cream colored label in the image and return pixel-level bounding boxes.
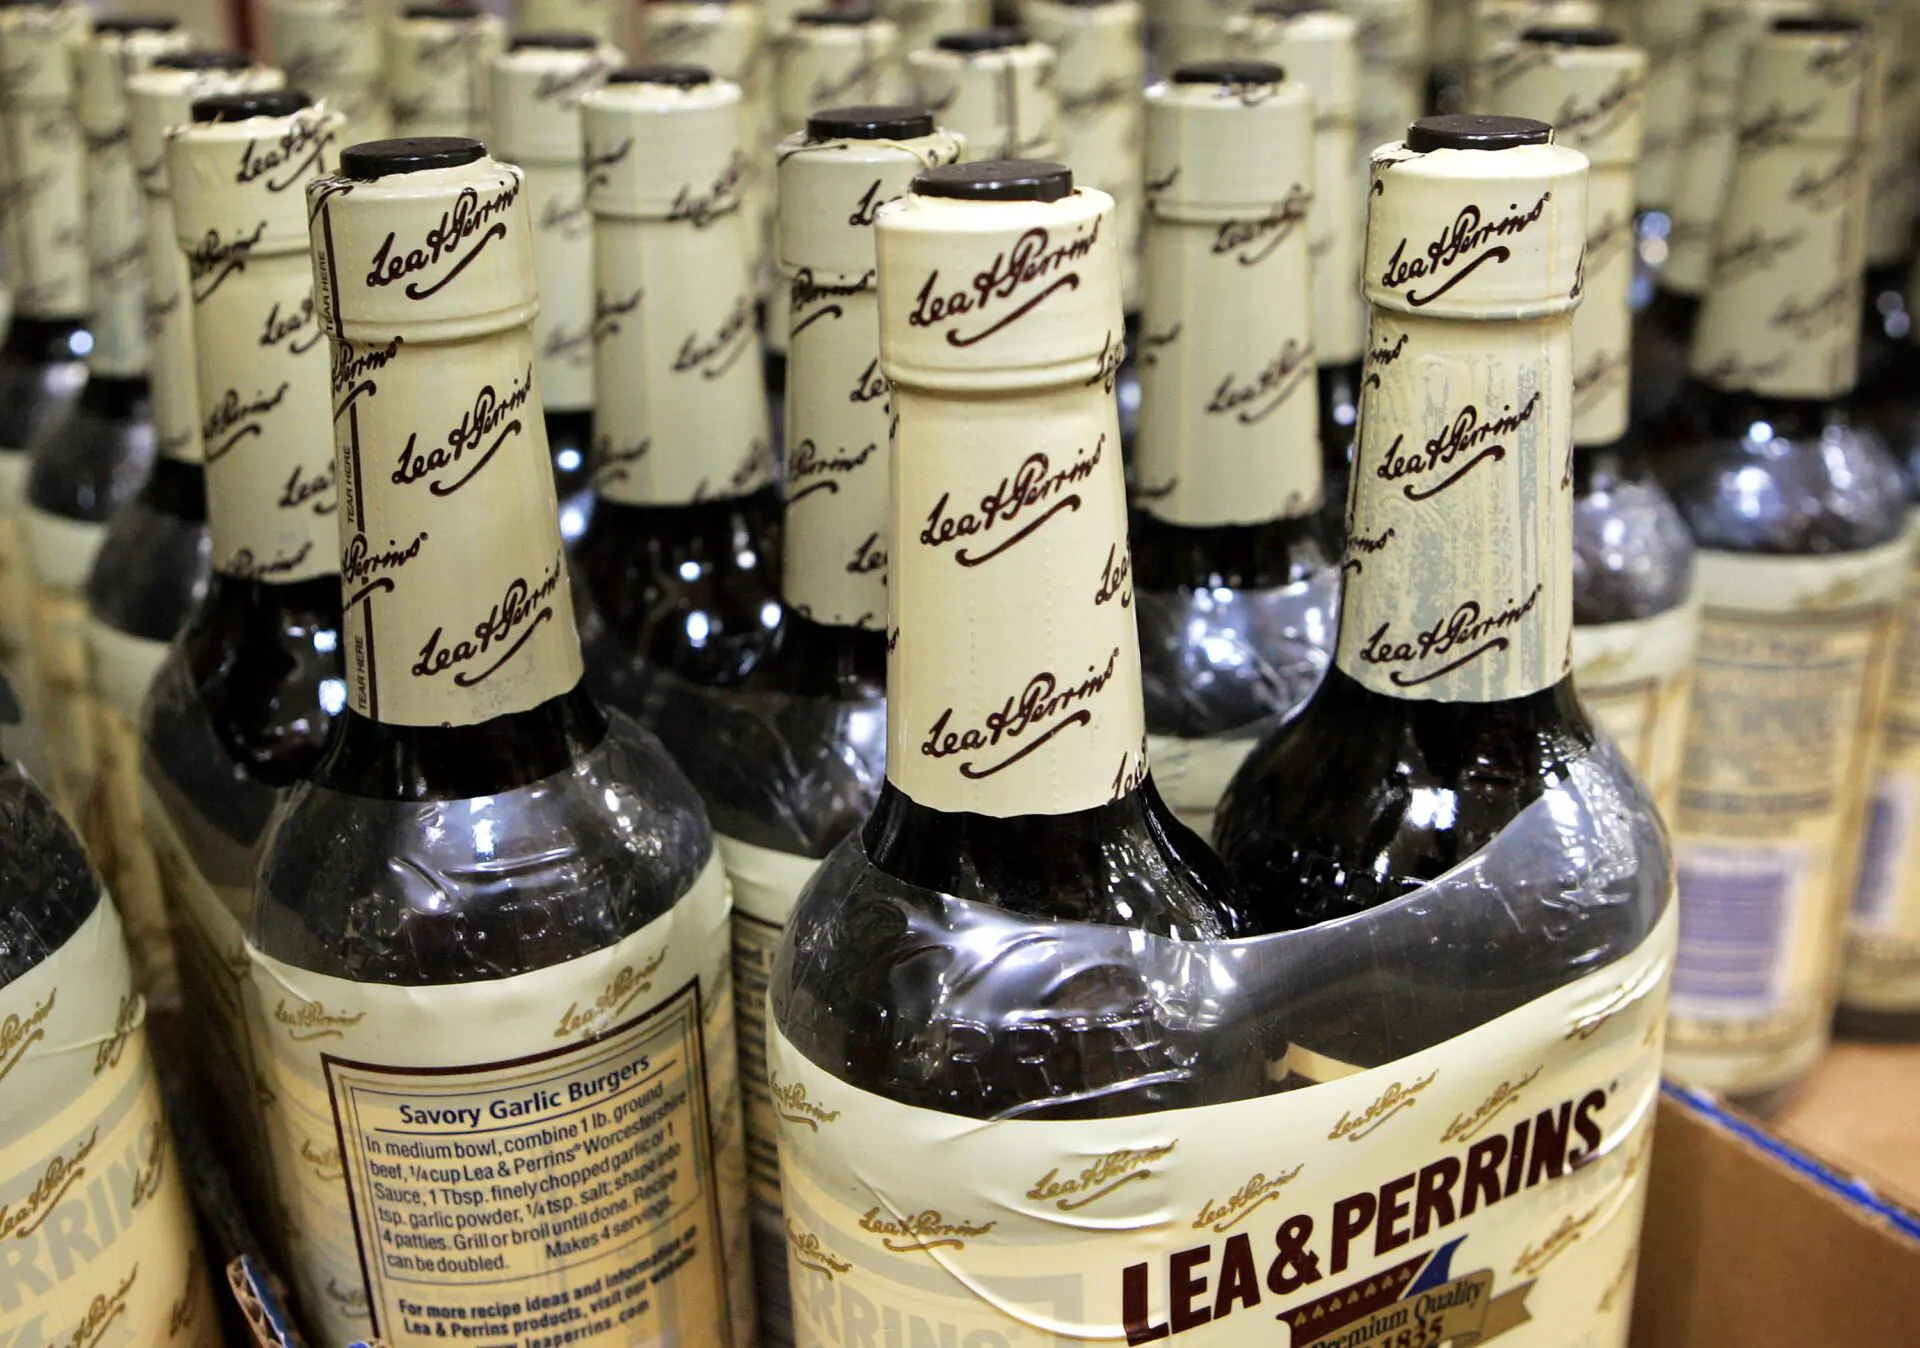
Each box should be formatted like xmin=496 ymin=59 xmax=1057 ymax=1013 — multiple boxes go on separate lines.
xmin=885 ymin=0 xmax=991 ymax=57
xmin=1336 ymin=310 xmax=1575 ymax=702
xmin=1635 ymin=13 xmax=1702 ymax=210
xmin=181 ymin=117 xmax=341 ymax=584
xmin=1668 ymin=543 xmax=1905 ymax=1095
xmin=386 ymin=15 xmax=505 ymax=140
xmin=889 ymin=372 xmax=1146 ymax=816
xmin=526 ymin=159 xmax=596 ymax=415
xmin=0 ymin=104 xmax=88 ymax=319
xmin=784 ymin=282 xmax=888 ymax=626
xmin=0 ymin=899 xmax=215 ymax=1347
xmin=1146 ymin=731 xmax=1260 ymax=842
xmin=908 ymin=45 xmax=1058 ymax=161
xmin=773 ymin=907 xmax=1675 ymax=1348
xmin=591 ymin=210 xmax=773 ymax=507
xmin=248 ymin=857 xmax=748 ymax=1348
xmin=146 ymin=197 xmax=204 ymax=462
xmin=1687 ymin=33 xmax=1872 ymax=399
xmin=1844 ymin=528 xmax=1920 ymax=1012
xmin=715 ymin=834 xmax=821 ymax=1219
xmin=1572 ymin=600 xmax=1699 ymax=820
xmin=1569 ymin=172 xmax=1635 ymax=447
xmin=1663 ymin=0 xmax=1814 ymax=296
xmin=774 ymin=24 xmax=901 ymax=136
xmin=1135 ymin=188 xmax=1323 ymax=527
xmin=85 ymin=620 xmax=176 ymax=1006
xmin=84 ymin=114 xmax=151 ymax=378
xmin=514 ymin=0 xmax=625 ymax=48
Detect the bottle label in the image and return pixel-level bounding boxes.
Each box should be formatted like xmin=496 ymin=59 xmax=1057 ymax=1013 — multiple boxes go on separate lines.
xmin=0 ymin=898 xmax=215 ymax=1346
xmin=1334 ymin=310 xmax=1575 ymax=703
xmin=1667 ymin=542 xmax=1905 ymax=1095
xmin=1634 ymin=18 xmax=1700 ymax=210
xmin=1686 ymin=25 xmax=1872 ymax=399
xmin=85 ymin=618 xmax=176 ymax=1002
xmin=327 ymin=321 xmax=584 ymax=727
xmin=1146 ymin=732 xmax=1262 ymax=842
xmin=783 ymin=283 xmax=889 ymax=626
xmin=888 ymin=375 xmax=1149 ymax=818
xmin=526 ymin=159 xmax=596 ymax=415
xmin=1135 ymin=177 xmax=1323 ymax=528
xmin=515 ymin=0 xmax=625 ymax=48
xmin=1845 ymin=523 xmax=1920 ymax=1013
xmin=771 ymin=908 xmax=1676 ymax=1348
xmin=715 ymin=833 xmax=825 ymax=1219
xmin=85 ymin=119 xmax=152 ymax=379
xmin=0 ymin=102 xmax=88 ymax=319
xmin=247 ymin=856 xmax=750 ymax=1347
xmin=22 ymin=508 xmax=105 ymax=823
xmin=191 ymin=168 xmax=339 ymax=584
xmin=387 ymin=18 xmax=502 ymax=139
xmin=146 ymin=210 xmax=204 ymax=463
xmin=1572 ymin=599 xmax=1700 ymax=820
xmin=1569 ymin=165 xmax=1636 ymax=448
xmin=591 ymin=211 xmax=774 ymax=507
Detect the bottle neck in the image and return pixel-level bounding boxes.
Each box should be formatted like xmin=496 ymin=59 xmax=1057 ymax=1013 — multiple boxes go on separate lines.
xmin=887 ymin=365 xmax=1149 ymax=818
xmin=329 ymin=320 xmax=585 ymax=728
xmin=1134 ymin=184 xmax=1322 ymax=528
xmin=145 ymin=185 xmax=202 ymax=465
xmin=1333 ymin=307 xmax=1576 ymax=703
xmin=1571 ymin=161 xmax=1636 ymax=447
xmin=192 ymin=213 xmax=338 ymax=585
xmin=523 ymin=158 xmax=595 ymax=415
xmin=781 ymin=276 xmax=888 ymax=629
xmin=590 ymin=194 xmax=773 ymax=507
xmin=0 ymin=100 xmax=89 ymax=324
xmin=84 ymin=114 xmax=150 ymax=380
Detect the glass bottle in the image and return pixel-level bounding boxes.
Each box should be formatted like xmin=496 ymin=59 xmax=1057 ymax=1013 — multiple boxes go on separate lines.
xmin=263 ymin=0 xmax=393 ymax=146
xmin=1131 ymin=61 xmax=1337 ymax=837
xmin=0 ymin=727 xmax=215 ymax=1345
xmin=0 ymin=0 xmax=97 ymax=824
xmin=774 ymin=154 xmax=1247 ymax=1114
xmin=1228 ymin=2 xmax=1368 ymax=542
xmin=1631 ymin=0 xmax=1704 ymax=221
xmin=489 ymin=33 xmax=620 ymax=540
xmin=1216 ymin=115 xmax=1599 ymax=930
xmin=726 ymin=103 xmax=960 ymax=1346
xmin=384 ymin=1 xmax=506 ymax=139
xmin=575 ymin=67 xmax=784 ymax=742
xmin=0 ymin=0 xmax=91 ymax=802
xmin=140 ymin=87 xmax=346 ymax=1257
xmin=1659 ymin=18 xmax=1907 ymax=1110
xmin=883 ymin=0 xmax=990 ymax=57
xmin=1489 ymin=27 xmax=1699 ymax=817
xmin=263 ymin=134 xmax=750 ymax=1346
xmin=68 ymin=19 xmax=199 ymax=1003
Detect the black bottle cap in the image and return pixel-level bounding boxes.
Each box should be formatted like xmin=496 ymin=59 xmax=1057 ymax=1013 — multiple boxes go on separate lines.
xmin=935 ymin=27 xmax=1030 ymax=52
xmin=1519 ymin=24 xmax=1620 ymax=46
xmin=155 ymin=50 xmax=252 ymax=71
xmin=606 ymin=63 xmax=712 ymax=87
xmin=807 ymin=104 xmax=936 ymax=140
xmin=192 ymin=89 xmax=312 ymax=122
xmin=1251 ymin=0 xmax=1334 ymax=16
xmin=1405 ymin=113 xmax=1551 ymax=152
xmin=403 ymin=2 xmax=481 ymax=19
xmin=0 ymin=1 xmax=61 ymax=9
xmin=794 ymin=7 xmax=878 ymax=24
xmin=1173 ymin=59 xmax=1286 ymax=86
xmin=93 ymin=14 xmax=180 ymax=33
xmin=1771 ymin=14 xmax=1864 ymax=33
xmin=915 ymin=158 xmax=1071 ymax=203
xmin=340 ymin=136 xmax=486 ymax=180
xmin=509 ymin=31 xmax=599 ymax=51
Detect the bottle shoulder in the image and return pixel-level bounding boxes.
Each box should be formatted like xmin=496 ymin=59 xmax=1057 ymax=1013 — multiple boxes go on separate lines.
xmin=1572 ymin=444 xmax=1697 ymax=624
xmin=0 ymin=756 xmax=105 ymax=990
xmin=254 ymin=709 xmax=717 ymax=985
xmin=1659 ymin=396 xmax=1909 ymax=555
xmin=85 ymin=475 xmax=212 ymax=639
xmin=1216 ymin=669 xmax=1598 ymax=930
xmin=24 ymin=376 xmax=155 ymax=524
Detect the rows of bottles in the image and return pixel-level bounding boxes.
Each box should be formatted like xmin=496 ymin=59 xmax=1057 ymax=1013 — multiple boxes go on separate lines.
xmin=0 ymin=0 xmax=1910 ymax=1345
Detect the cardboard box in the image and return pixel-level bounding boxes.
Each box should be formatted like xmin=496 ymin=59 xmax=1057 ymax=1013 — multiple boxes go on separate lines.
xmin=1632 ymin=1050 xmax=1920 ymax=1347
